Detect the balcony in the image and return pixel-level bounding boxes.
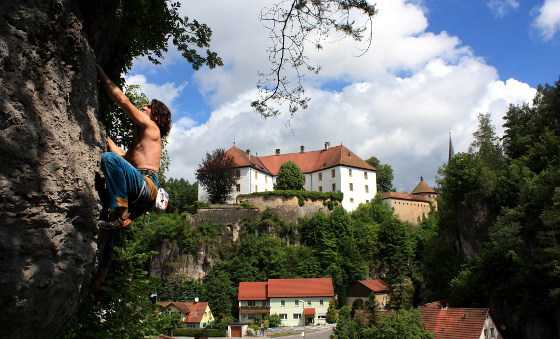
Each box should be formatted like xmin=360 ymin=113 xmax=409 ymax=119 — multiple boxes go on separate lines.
xmin=239 ymin=305 xmax=271 ymax=314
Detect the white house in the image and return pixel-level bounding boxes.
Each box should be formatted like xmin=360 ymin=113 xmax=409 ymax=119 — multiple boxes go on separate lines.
xmin=238 ymin=278 xmax=334 ymax=326
xmin=198 ymin=143 xmax=377 ymax=211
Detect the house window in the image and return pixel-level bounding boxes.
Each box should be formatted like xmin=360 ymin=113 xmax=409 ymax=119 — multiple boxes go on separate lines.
xmin=307 ymin=300 xmax=312 ymax=307
xmin=295 ymin=300 xmax=300 ymax=306
xmin=293 ymin=314 xmax=302 ymax=319
xmin=364 ymin=172 xmax=368 ymax=179
xmin=349 ymin=183 xmax=353 ymax=191
xmin=349 ymin=168 xmax=352 ymax=177
xmin=318 ymin=186 xmax=323 ymax=192
xmin=365 ymin=185 xmax=369 ymax=193
xmin=319 ymin=300 xmax=324 ymax=306
xmin=332 ymin=183 xmax=336 ymax=191
xmin=236 ymin=184 xmax=241 ymax=192
xmin=262 ymin=301 xmax=267 ymax=306
xmin=280 ymin=314 xmax=287 ymax=320
xmin=318 ymin=315 xmax=326 ymax=320
xmin=281 ymin=300 xmax=285 ymax=307
xmin=248 ymin=300 xmax=256 ymax=306
xmin=248 ymin=314 xmax=254 ymax=320
xmin=331 ymin=169 xmax=336 ymax=178
xmin=318 ymin=173 xmax=322 ymax=181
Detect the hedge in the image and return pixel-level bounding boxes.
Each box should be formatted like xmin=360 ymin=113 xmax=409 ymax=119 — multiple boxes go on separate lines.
xmin=172 ymin=328 xmax=227 ymax=337
xmin=242 ymin=190 xmax=343 ymax=202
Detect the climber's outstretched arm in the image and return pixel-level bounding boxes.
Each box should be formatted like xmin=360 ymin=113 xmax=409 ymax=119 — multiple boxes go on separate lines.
xmin=107 ymin=137 xmax=126 ymax=157
xmin=97 ymin=65 xmax=152 ymax=128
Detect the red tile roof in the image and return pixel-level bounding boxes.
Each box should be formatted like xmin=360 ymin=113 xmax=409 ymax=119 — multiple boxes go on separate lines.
xmin=225 ymin=145 xmax=375 ymax=175
xmin=238 ymin=282 xmax=268 ymax=300
xmin=380 ymin=192 xmax=431 ymax=202
xmin=226 ymin=147 xmax=273 ymax=175
xmin=359 ymin=279 xmax=390 ymax=293
xmin=419 ymin=307 xmax=489 ymax=339
xmin=304 ymin=308 xmax=316 ymax=315
xmin=238 ymin=278 xmax=334 ymax=300
xmin=259 ymin=145 xmax=375 ymax=174
xmin=267 ymin=278 xmax=334 ymax=298
xmin=411 ymin=179 xmax=436 ymax=194
xmin=157 ymin=302 xmax=209 ymax=324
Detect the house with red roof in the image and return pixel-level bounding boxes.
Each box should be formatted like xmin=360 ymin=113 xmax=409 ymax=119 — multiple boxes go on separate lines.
xmin=346 ymin=279 xmax=390 ymax=310
xmin=157 ymin=301 xmax=215 ymax=328
xmin=238 ymin=278 xmax=334 ymax=326
xmin=381 ymin=177 xmax=437 ymax=226
xmin=198 ymin=143 xmax=377 ymax=211
xmin=419 ymin=303 xmax=502 ymax=339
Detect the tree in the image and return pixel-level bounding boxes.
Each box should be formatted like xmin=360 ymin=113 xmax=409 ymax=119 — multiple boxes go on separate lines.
xmin=363 ymin=309 xmax=433 ymax=339
xmin=326 ymin=299 xmax=338 ymax=324
xmin=333 ymin=306 xmax=352 ymax=339
xmin=253 ymin=0 xmax=377 ymax=117
xmin=196 ymin=149 xmax=241 ymax=204
xmin=365 ymin=156 xmax=395 ymax=192
xmin=162 ymin=178 xmax=198 ymax=213
xmin=274 ymin=161 xmax=305 ymax=190
xmin=365 ymin=291 xmax=380 ymax=324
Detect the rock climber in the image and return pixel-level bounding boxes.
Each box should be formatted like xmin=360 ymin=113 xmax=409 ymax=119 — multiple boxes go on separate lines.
xmin=91 ymin=65 xmax=171 ymax=291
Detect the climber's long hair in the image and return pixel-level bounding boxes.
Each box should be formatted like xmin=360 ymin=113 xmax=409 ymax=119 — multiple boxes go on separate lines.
xmin=150 ymin=99 xmax=172 ymax=138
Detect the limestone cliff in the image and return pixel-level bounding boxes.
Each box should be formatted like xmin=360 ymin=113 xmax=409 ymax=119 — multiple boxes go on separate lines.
xmin=0 ymin=1 xmax=120 ymax=337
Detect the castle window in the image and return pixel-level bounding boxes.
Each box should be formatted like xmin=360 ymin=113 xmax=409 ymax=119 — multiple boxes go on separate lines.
xmin=255 ymin=171 xmax=258 ymax=179
xmin=365 ymin=185 xmax=369 ymax=193
xmin=236 ymin=184 xmax=241 ymax=192
xmin=364 ymin=172 xmax=368 ymax=179
xmin=332 ymin=183 xmax=336 ymax=191
xmin=349 ymin=183 xmax=354 ymax=191
xmin=318 ymin=173 xmax=322 ymax=181
xmin=319 ymin=186 xmax=323 ymax=192
xmin=331 ymin=169 xmax=336 ymax=178
xmin=350 ymin=198 xmax=354 ymax=203
xmin=349 ymin=168 xmax=352 ymax=177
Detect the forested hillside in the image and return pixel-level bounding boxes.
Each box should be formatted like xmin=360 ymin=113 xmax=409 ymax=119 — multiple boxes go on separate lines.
xmin=438 ymin=79 xmax=560 ymax=338
xmin=66 ymin=79 xmax=560 ymax=338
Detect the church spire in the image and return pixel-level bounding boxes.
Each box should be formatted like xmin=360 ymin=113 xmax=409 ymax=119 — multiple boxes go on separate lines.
xmin=448 ymin=130 xmax=455 ymax=162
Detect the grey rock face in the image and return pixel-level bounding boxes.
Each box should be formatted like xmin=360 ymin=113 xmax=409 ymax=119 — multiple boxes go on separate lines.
xmin=0 ymin=0 xmax=108 ymax=337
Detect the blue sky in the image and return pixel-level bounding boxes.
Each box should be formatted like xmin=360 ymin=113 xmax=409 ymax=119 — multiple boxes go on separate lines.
xmin=126 ymin=0 xmax=559 ymax=192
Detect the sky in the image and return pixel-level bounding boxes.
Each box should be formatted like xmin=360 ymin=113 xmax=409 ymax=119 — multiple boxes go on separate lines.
xmin=126 ymin=0 xmax=560 ymax=192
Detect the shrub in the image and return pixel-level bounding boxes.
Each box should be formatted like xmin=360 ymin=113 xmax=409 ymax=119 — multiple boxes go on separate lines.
xmin=172 ymin=328 xmax=227 ymax=337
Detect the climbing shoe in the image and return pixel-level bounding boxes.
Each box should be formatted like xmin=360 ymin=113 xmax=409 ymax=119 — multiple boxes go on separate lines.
xmin=97 ymin=216 xmax=132 ymax=230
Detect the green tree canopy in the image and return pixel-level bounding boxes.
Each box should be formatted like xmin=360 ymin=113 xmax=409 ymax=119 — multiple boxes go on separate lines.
xmin=274 ymin=161 xmax=305 ymax=190
xmin=196 ymin=148 xmax=241 ymax=204
xmin=363 ymin=309 xmax=433 ymax=339
xmin=366 ymin=156 xmax=395 ymax=192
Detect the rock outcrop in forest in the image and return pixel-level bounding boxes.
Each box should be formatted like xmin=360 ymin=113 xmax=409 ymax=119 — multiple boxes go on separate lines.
xmin=0 ymin=1 xmax=121 ymax=337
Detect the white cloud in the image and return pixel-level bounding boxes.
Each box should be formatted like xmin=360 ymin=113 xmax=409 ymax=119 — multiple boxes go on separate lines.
xmin=487 ymin=0 xmax=520 ymax=18
xmin=154 ymin=0 xmax=537 ymax=192
xmin=533 ymin=0 xmax=560 ymax=40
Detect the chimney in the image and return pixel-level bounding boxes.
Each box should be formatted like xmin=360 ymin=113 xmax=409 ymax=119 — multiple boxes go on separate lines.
xmin=324 ymin=142 xmax=330 ymax=150
xmin=300 ymin=145 xmax=305 ymax=153
xmin=275 ymin=149 xmax=280 ymax=156
xmin=246 ymin=149 xmax=250 ymax=156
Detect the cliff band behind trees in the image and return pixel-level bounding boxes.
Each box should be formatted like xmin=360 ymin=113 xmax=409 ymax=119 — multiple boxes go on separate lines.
xmin=0 ymin=0 xmax=123 ymax=337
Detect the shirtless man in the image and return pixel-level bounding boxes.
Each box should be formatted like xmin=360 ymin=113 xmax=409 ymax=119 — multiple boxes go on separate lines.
xmin=91 ymin=66 xmax=171 ymax=291
xmin=96 ymin=65 xmax=171 ymax=229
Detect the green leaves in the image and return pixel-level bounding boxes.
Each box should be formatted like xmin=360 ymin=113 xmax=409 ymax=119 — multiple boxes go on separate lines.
xmin=274 ymin=161 xmax=306 ymax=190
